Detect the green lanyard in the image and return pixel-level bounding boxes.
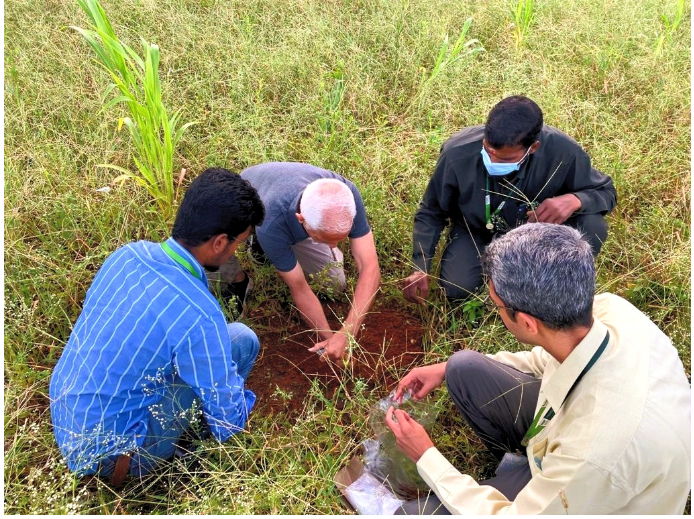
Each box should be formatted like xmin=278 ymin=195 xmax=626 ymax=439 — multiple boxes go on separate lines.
xmin=485 ymin=176 xmax=506 ymax=230
xmin=521 ymin=331 xmax=610 ymax=446
xmin=160 ymin=241 xmax=202 ymax=281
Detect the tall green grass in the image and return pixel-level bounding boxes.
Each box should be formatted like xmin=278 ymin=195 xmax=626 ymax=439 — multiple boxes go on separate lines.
xmin=510 ymin=0 xmax=535 ymax=49
xmin=413 ymin=18 xmax=484 ymax=109
xmin=655 ymin=0 xmax=686 ymax=55
xmin=73 ymin=0 xmax=194 ymax=217
xmin=4 ymin=0 xmax=690 ymax=513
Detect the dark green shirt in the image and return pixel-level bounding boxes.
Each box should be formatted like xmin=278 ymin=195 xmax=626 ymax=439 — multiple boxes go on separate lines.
xmin=412 ymin=125 xmax=617 ymax=272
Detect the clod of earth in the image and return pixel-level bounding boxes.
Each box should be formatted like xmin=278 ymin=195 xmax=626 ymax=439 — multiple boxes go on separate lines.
xmin=245 ymin=304 xmax=425 ymax=416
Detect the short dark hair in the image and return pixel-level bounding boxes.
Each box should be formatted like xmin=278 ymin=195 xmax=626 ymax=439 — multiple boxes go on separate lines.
xmin=484 ymin=96 xmax=543 ymax=148
xmin=172 ymin=168 xmax=264 ymax=247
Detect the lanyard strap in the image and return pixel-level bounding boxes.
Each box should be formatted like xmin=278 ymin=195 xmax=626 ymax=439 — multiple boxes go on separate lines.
xmin=485 ymin=176 xmax=506 ymax=230
xmin=521 ymin=330 xmax=610 ymax=446
xmin=160 ymin=241 xmax=202 ymax=281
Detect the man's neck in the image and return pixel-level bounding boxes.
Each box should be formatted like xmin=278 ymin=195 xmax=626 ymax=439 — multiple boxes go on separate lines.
xmin=539 ymin=323 xmax=593 ymax=363
xmin=173 ymin=238 xmax=206 ymax=266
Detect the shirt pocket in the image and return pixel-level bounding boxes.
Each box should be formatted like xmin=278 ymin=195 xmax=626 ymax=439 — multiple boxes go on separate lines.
xmin=530 ymin=429 xmax=551 ymax=470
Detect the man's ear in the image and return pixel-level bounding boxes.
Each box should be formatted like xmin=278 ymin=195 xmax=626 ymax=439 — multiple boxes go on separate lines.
xmin=295 ymin=213 xmax=305 ymax=225
xmin=210 ymin=233 xmax=230 ymax=253
xmin=517 ymin=311 xmax=540 ymax=335
xmin=530 ymin=140 xmax=541 ymax=153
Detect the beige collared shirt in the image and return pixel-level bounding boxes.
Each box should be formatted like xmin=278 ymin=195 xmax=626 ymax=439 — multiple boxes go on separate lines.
xmin=417 ymin=293 xmax=691 ymax=514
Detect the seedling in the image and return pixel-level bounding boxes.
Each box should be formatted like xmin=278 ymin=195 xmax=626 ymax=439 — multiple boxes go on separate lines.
xmin=654 ymin=0 xmax=686 ymax=55
xmin=510 ymin=0 xmax=535 ymax=49
xmin=410 ymin=18 xmax=484 ymax=111
xmin=72 ymin=0 xmax=195 ymax=218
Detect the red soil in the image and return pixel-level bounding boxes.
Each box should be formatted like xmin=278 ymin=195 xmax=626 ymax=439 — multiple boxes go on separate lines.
xmin=245 ymin=304 xmax=424 ymax=415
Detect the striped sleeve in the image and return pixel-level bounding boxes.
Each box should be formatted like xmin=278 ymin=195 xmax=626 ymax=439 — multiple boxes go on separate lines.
xmin=173 ymin=319 xmax=255 ymax=442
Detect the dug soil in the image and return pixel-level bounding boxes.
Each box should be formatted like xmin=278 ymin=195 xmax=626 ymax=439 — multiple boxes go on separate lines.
xmin=245 ymin=303 xmax=425 ymax=416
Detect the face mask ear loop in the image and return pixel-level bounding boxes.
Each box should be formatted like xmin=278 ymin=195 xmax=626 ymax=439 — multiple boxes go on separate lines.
xmin=481 ymin=144 xmax=533 ymax=176
xmin=517 ymin=145 xmax=533 ymax=167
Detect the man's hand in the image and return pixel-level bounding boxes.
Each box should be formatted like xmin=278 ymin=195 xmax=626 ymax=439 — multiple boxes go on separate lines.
xmin=527 ymin=194 xmax=582 ymax=224
xmin=308 ymin=332 xmax=348 ymax=361
xmin=385 ymin=407 xmax=435 ymax=463
xmin=395 ymin=362 xmax=447 ymax=401
xmin=402 ymin=271 xmax=429 ymax=304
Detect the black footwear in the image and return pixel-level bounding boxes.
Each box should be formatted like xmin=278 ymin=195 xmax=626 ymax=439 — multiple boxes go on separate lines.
xmin=249 ymin=234 xmax=270 ymax=266
xmin=221 ymin=272 xmax=253 ymax=318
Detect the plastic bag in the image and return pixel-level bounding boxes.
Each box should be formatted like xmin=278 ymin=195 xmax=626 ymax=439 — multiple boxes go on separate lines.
xmin=361 ymin=390 xmax=439 ymax=500
xmin=343 ymin=470 xmax=405 ymax=515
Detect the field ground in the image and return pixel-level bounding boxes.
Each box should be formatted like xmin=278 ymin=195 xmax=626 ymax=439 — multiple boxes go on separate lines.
xmin=4 ymin=0 xmax=690 ymax=514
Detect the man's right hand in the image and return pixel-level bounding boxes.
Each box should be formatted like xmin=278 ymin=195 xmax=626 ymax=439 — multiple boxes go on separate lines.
xmin=402 ymin=271 xmax=429 ymax=304
xmin=395 ymin=362 xmax=447 ymax=401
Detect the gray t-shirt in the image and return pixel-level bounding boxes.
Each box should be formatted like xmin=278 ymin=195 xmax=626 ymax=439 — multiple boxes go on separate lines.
xmin=240 ymin=162 xmax=371 ymax=272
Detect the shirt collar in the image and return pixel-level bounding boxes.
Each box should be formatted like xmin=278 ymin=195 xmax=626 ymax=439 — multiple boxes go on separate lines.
xmin=163 ymin=237 xmax=208 ymax=284
xmin=542 ymin=317 xmax=609 ymax=413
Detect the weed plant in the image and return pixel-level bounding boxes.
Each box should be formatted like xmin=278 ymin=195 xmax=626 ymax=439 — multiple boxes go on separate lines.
xmin=655 ymin=0 xmax=686 ymax=55
xmin=411 ymin=18 xmax=484 ymax=111
xmin=4 ymin=0 xmax=690 ymax=513
xmin=510 ymin=0 xmax=536 ymax=49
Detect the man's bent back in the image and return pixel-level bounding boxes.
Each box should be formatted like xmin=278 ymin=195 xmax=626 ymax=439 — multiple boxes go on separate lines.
xmin=49 ymin=168 xmax=265 ymax=478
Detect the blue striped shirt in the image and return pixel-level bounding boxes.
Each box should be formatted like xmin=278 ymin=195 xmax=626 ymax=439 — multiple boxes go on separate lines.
xmin=49 ymin=238 xmax=255 ymax=474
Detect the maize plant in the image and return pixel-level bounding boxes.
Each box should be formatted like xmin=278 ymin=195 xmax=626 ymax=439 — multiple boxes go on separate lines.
xmin=73 ymin=0 xmax=194 ymax=216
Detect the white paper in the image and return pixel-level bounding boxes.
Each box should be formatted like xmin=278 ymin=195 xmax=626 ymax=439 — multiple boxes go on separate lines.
xmin=344 ymin=471 xmax=405 ymax=515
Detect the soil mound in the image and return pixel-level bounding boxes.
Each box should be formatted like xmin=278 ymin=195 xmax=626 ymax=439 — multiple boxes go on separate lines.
xmin=245 ymin=304 xmax=424 ymax=415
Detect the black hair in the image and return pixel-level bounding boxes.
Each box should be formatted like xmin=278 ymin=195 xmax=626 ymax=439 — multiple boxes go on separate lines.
xmin=484 ymin=96 xmax=543 ymax=149
xmin=172 ymin=168 xmax=265 ymax=247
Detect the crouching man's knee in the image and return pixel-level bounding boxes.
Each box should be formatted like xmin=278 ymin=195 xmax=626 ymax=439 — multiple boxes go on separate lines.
xmin=227 ymin=323 xmax=260 ymax=379
xmin=445 ymin=350 xmax=489 ymax=399
xmin=440 ymin=277 xmax=482 ymax=302
xmin=565 ymin=213 xmax=608 ymax=255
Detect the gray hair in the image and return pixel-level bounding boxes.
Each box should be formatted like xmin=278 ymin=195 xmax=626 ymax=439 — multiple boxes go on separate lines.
xmin=299 ymin=178 xmax=356 ymax=234
xmin=482 ymin=223 xmax=595 ymax=330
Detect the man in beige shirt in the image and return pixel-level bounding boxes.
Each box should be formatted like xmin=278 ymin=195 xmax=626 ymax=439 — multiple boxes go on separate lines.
xmin=386 ymin=223 xmax=691 ymax=514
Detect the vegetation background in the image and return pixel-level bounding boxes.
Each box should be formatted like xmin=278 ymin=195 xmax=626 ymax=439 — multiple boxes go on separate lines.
xmin=4 ymin=0 xmax=690 ymax=513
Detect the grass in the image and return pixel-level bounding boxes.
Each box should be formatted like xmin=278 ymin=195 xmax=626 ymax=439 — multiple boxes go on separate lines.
xmin=655 ymin=0 xmax=686 ymax=55
xmin=510 ymin=0 xmax=535 ymax=49
xmin=4 ymin=0 xmax=690 ymax=514
xmin=411 ymin=18 xmax=484 ymax=111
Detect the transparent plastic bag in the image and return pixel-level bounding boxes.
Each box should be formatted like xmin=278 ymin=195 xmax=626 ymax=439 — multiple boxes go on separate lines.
xmin=361 ymin=390 xmax=439 ymax=500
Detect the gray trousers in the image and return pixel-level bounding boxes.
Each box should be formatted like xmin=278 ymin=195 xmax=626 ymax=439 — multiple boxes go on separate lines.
xmin=397 ymin=350 xmax=541 ymax=514
xmin=210 ymin=236 xmax=346 ymax=290
xmin=440 ymin=213 xmax=608 ymax=300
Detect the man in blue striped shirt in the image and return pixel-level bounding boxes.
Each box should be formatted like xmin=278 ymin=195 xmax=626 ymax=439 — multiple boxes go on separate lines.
xmin=49 ymin=168 xmax=265 ymax=482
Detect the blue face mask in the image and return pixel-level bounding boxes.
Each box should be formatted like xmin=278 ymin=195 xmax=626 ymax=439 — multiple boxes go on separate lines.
xmin=481 ymin=146 xmax=532 ymax=176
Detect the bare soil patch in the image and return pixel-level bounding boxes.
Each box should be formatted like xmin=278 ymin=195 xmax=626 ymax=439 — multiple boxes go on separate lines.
xmin=245 ymin=303 xmax=424 ymax=415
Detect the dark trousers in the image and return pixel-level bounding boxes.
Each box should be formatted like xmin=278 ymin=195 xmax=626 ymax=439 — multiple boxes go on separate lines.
xmin=440 ymin=213 xmax=608 ymax=300
xmin=397 ymin=350 xmax=541 ymax=515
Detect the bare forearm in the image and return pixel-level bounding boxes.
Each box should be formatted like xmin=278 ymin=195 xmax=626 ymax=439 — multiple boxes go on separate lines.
xmin=290 ymin=284 xmax=332 ymax=340
xmin=340 ymin=265 xmax=380 ymax=337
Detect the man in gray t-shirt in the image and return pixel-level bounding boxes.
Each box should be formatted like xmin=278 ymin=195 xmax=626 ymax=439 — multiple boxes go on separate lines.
xmin=239 ymin=162 xmax=380 ymax=361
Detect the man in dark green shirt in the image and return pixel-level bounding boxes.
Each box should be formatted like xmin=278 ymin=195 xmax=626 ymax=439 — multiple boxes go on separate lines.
xmin=403 ymin=96 xmax=616 ymax=302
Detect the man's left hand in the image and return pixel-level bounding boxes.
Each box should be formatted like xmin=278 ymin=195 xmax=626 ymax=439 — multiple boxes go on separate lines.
xmin=308 ymin=332 xmax=348 ymax=361
xmin=528 ymin=193 xmax=582 ymax=224
xmin=385 ymin=406 xmax=435 ymax=463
